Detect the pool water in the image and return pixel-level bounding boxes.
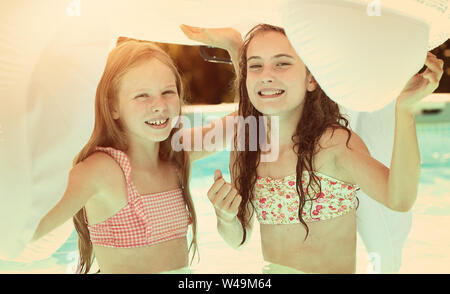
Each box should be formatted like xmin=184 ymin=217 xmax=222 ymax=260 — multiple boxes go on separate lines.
xmin=0 ymin=121 xmax=449 ymax=274
xmin=395 ymin=122 xmax=450 ymax=274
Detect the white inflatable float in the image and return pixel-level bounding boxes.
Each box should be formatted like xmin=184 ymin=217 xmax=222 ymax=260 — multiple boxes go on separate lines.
xmin=0 ymin=0 xmax=448 ymax=261
xmin=282 ymin=0 xmax=449 ymax=111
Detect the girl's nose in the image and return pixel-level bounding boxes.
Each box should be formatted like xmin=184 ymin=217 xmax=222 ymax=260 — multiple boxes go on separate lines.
xmin=261 ymin=77 xmax=274 ymax=84
xmin=260 ymin=67 xmax=275 ymax=84
xmin=151 ymin=95 xmax=167 ymax=113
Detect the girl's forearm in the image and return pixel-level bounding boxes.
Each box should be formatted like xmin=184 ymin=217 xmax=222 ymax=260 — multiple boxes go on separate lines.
xmin=217 ymin=216 xmax=246 ymax=249
xmin=31 ymin=212 xmax=55 ymax=242
xmin=225 ymin=41 xmax=242 ymax=77
xmin=388 ymin=106 xmax=421 ymax=212
xmin=229 ymin=50 xmax=240 ymax=76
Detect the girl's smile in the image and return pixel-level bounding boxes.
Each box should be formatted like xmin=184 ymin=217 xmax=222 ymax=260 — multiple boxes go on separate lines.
xmin=145 ymin=117 xmax=170 ymax=129
xmin=257 ymin=88 xmax=286 ymax=99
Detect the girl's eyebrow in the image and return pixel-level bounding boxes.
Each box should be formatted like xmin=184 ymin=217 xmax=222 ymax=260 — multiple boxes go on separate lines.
xmin=247 ymin=56 xmax=262 ymax=62
xmin=272 ymin=54 xmax=295 ymax=59
xmin=134 ymin=84 xmax=177 ymax=93
xmin=247 ymin=54 xmax=295 ymax=62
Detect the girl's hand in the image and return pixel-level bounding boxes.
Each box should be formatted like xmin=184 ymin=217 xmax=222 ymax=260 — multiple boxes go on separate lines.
xmin=180 ymin=24 xmax=243 ymax=52
xmin=207 ymin=169 xmax=242 ymax=223
xmin=396 ymin=52 xmax=444 ymax=113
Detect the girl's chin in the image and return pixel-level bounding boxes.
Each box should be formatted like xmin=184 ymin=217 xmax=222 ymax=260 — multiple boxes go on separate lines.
xmin=254 ymin=105 xmax=289 ymax=116
xmin=149 ymin=131 xmax=172 ymax=142
xmin=252 ymin=100 xmax=303 ymax=117
xmin=136 ymin=129 xmax=172 ymax=143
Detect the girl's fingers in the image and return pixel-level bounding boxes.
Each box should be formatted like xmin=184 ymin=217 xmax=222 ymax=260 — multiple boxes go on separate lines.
xmin=206 ymin=168 xmax=240 ymax=215
xmin=212 ymin=182 xmax=232 ymax=204
xmin=221 ymin=188 xmax=237 ymax=209
xmin=422 ymin=71 xmax=439 ymax=86
xmin=422 ymin=54 xmax=444 ymax=88
xmin=180 ymin=24 xmax=205 ymax=41
xmin=180 ymin=24 xmax=202 ymax=34
xmin=424 ymin=54 xmax=444 ymax=74
xmin=214 ymin=169 xmax=222 ymax=181
xmin=427 ymin=52 xmax=443 ymax=68
xmin=207 ymin=178 xmax=225 ymax=200
xmin=423 ymin=66 xmax=443 ymax=86
xmin=229 ymin=194 xmax=242 ymax=213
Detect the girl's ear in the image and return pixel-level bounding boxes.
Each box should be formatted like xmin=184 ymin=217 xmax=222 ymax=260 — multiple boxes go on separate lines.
xmin=306 ymin=72 xmax=318 ymax=92
xmin=111 ymin=105 xmax=120 ymax=120
xmin=110 ymin=97 xmax=121 ymax=119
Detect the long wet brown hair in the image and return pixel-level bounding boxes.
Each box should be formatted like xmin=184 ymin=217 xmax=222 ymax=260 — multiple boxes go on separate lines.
xmin=232 ymin=24 xmax=353 ymax=245
xmin=72 ymin=38 xmax=198 ymax=273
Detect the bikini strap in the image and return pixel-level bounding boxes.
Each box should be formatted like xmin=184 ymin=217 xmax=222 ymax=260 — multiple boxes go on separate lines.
xmin=94 ymin=147 xmax=137 ymax=201
xmin=94 ymin=147 xmax=151 ymax=234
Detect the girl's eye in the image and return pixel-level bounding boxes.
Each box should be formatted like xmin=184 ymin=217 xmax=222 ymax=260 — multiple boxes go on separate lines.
xmin=277 ymin=62 xmax=291 ymax=67
xmin=163 ymin=90 xmax=176 ymax=95
xmin=248 ymin=64 xmax=262 ymax=70
xmin=135 ymin=94 xmax=150 ymax=102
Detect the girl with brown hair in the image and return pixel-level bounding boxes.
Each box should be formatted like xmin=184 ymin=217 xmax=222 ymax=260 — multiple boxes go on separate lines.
xmin=183 ymin=23 xmax=444 ymax=273
xmin=29 ymin=38 xmax=232 ymax=274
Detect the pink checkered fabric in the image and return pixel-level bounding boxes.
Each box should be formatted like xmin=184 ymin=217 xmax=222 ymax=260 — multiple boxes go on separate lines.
xmin=83 ymin=147 xmax=191 ymax=248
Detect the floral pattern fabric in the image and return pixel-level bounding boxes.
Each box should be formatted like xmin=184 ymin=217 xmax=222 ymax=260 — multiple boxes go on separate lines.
xmin=253 ymin=172 xmax=358 ymax=224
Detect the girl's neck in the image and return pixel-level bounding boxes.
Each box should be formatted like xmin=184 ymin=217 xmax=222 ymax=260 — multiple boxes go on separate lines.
xmin=126 ymin=137 xmax=161 ymax=171
xmin=266 ymin=104 xmax=303 ymax=150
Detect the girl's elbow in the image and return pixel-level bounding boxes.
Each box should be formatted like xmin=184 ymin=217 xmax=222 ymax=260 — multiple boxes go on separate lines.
xmin=392 ymin=204 xmax=413 ymax=213
xmin=388 ymin=199 xmax=414 ymax=212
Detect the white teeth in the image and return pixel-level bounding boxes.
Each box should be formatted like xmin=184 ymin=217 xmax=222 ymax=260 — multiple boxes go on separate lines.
xmin=146 ymin=119 xmax=168 ymax=126
xmin=260 ymin=89 xmax=284 ymax=96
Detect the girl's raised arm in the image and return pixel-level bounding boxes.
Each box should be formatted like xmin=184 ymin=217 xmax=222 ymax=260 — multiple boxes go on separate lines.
xmin=180 ymin=25 xmax=243 ymax=162
xmin=335 ymin=52 xmax=444 ymax=212
xmin=180 ymin=25 xmax=242 ymax=74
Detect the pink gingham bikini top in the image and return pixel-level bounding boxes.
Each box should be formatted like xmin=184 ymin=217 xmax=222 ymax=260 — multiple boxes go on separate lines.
xmin=253 ymin=171 xmax=359 ymax=224
xmin=83 ymin=147 xmax=191 ymax=248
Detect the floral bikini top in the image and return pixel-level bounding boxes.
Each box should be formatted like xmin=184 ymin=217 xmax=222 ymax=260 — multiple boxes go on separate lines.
xmin=253 ymin=171 xmax=359 ymax=224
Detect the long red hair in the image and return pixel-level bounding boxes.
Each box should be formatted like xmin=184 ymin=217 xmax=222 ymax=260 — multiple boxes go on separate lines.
xmin=72 ymin=38 xmax=198 ymax=273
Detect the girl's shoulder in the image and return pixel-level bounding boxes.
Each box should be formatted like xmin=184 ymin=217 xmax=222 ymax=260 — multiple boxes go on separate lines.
xmin=74 ymin=151 xmax=127 ymax=193
xmin=314 ymin=126 xmax=371 ymax=183
xmin=318 ymin=126 xmax=370 ymax=159
xmin=319 ymin=125 xmax=363 ymax=147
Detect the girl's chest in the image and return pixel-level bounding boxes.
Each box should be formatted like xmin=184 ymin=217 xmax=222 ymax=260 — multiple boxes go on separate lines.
xmin=257 ymin=146 xmax=338 ymax=179
xmin=132 ymin=164 xmax=181 ymax=196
